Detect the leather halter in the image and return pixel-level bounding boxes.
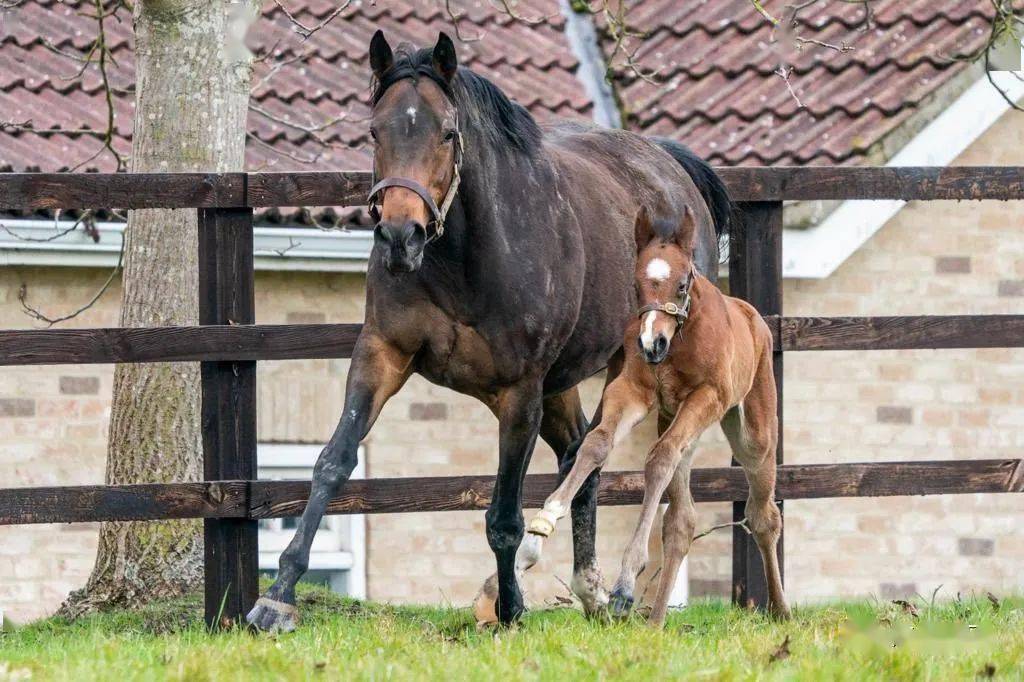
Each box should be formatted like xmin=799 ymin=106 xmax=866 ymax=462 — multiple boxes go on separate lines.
xmin=367 ymin=114 xmax=464 ymax=245
xmin=637 ymin=267 xmax=696 ymax=330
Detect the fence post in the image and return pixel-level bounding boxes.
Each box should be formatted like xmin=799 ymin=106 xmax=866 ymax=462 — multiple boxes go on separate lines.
xmin=728 ymin=200 xmax=784 ymax=610
xmin=198 ymin=207 xmax=258 ymax=629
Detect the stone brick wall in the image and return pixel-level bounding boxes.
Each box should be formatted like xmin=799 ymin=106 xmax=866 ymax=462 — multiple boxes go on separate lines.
xmin=2 ymin=110 xmax=1023 ymax=622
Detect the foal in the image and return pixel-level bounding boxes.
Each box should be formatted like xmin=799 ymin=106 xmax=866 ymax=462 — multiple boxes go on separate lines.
xmin=526 ymin=207 xmax=789 ymax=626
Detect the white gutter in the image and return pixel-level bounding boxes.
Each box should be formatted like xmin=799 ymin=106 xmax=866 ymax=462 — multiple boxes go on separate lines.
xmin=784 ymin=70 xmax=1024 ymax=278
xmin=0 ymin=219 xmax=374 ymax=272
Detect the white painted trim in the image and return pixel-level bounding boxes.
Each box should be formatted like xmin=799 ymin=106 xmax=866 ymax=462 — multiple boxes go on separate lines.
xmin=0 ymin=219 xmax=374 ymax=272
xmin=783 ymin=70 xmax=1024 ymax=278
xmin=667 ymin=556 xmax=689 ymax=607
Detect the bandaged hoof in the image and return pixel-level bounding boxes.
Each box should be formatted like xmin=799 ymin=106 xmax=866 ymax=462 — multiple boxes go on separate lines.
xmin=473 ymin=574 xmax=500 ymax=626
xmin=527 ymin=510 xmax=557 ymax=537
xmin=246 ymin=597 xmax=299 ymax=633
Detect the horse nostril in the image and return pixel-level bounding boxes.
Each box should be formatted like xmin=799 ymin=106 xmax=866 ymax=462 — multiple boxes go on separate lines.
xmin=655 ymin=335 xmax=668 ymax=355
xmin=637 ymin=336 xmax=644 ymax=351
xmin=374 ymin=224 xmax=392 ymax=243
xmin=406 ymin=221 xmax=425 ymax=241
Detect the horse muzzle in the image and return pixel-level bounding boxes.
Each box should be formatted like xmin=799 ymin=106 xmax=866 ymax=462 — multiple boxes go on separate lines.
xmin=375 ymin=220 xmax=426 ymax=274
xmin=639 ymin=333 xmax=670 ymax=364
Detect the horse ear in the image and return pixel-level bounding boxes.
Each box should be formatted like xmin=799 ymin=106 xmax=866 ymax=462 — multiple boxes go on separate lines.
xmin=634 ymin=206 xmax=655 ymax=252
xmin=675 ymin=205 xmax=696 ymax=253
xmin=369 ymin=30 xmax=394 ymax=80
xmin=432 ymin=32 xmax=458 ymax=83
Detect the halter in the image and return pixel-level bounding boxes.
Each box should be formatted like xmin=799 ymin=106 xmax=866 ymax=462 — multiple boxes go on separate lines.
xmin=637 ymin=266 xmax=696 ymax=331
xmin=366 ymin=112 xmax=464 ymax=245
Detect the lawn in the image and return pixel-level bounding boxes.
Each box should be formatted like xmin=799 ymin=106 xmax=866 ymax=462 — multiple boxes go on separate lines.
xmin=0 ymin=587 xmax=1021 ymax=681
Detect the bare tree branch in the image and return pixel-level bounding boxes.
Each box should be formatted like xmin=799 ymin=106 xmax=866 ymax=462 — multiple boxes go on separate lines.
xmin=692 ymin=517 xmax=751 ymax=543
xmin=272 ymin=0 xmax=350 ymax=41
xmin=246 ymin=131 xmax=323 ymax=165
xmin=0 ymin=211 xmax=98 ymax=243
xmin=444 ymin=0 xmax=483 ymax=43
xmin=17 ymin=235 xmax=123 ymax=327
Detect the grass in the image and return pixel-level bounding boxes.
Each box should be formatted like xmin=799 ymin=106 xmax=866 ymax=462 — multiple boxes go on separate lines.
xmin=0 ymin=586 xmax=1022 ymax=681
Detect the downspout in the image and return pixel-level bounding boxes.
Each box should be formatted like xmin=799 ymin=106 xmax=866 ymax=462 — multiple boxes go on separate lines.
xmin=559 ymin=0 xmax=622 ymax=129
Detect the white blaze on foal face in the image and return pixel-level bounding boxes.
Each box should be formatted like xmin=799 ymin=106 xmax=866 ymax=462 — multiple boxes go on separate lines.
xmin=640 ymin=257 xmax=672 ymax=351
xmin=645 ymin=257 xmax=671 ymax=282
xmin=640 ymin=310 xmax=658 ymax=351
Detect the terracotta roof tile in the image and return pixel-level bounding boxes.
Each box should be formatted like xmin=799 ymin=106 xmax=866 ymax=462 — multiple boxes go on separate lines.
xmin=602 ymin=0 xmax=993 ymax=165
xmin=1 ymin=0 xmax=588 ymax=173
xmin=0 ymin=0 xmax=1000 ymax=174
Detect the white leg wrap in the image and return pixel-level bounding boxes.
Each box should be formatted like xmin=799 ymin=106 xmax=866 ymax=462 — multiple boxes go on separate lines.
xmin=527 ymin=509 xmax=558 ymax=537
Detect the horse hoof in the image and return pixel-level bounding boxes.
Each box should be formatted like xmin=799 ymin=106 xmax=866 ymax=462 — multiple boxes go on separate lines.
xmin=473 ymin=575 xmax=500 ymax=626
xmin=497 ymin=592 xmax=525 ymax=626
xmin=771 ymin=603 xmax=792 ymax=621
xmin=246 ymin=597 xmax=299 ymax=633
xmin=608 ymin=590 xmax=634 ymax=620
xmin=571 ymin=566 xmax=609 ymax=617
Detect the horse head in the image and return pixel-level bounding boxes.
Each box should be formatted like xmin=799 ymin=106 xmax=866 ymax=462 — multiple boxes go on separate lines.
xmin=367 ymin=31 xmax=462 ymax=274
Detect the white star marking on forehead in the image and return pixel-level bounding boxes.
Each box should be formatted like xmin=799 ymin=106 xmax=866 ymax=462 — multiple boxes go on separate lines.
xmin=405 ymin=107 xmax=417 ymax=125
xmin=646 ymin=258 xmax=672 ymax=282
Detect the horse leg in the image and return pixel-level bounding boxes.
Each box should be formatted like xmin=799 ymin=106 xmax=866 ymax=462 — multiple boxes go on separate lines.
xmin=247 ymin=334 xmax=411 ymax=632
xmin=559 ymin=349 xmax=627 ymax=614
xmin=473 ymin=388 xmax=587 ymax=618
xmin=480 ymin=382 xmax=544 ymax=625
xmin=609 ymin=386 xmax=720 ymax=619
xmin=648 ymin=462 xmax=696 ymax=627
xmin=473 ymin=352 xmax=630 ymax=622
xmin=531 ymin=376 xmax=649 ymax=617
xmin=721 ymin=360 xmax=790 ymax=619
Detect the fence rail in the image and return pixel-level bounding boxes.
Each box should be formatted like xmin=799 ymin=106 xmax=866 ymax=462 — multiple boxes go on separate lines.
xmin=1 ymin=166 xmax=1023 ymax=209
xmin=4 ymin=315 xmax=1024 ymax=366
xmin=2 ymin=460 xmax=1020 ymax=526
xmin=1 ymin=167 xmax=1022 ymax=627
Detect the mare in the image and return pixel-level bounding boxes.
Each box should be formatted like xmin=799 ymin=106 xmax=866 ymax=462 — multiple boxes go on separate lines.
xmin=246 ymin=30 xmax=732 ymax=632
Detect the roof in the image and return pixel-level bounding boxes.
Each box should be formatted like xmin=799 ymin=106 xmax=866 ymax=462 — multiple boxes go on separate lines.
xmin=0 ymin=0 xmax=995 ymax=175
xmin=0 ymin=0 xmax=590 ymax=174
xmin=607 ymin=0 xmax=994 ymax=165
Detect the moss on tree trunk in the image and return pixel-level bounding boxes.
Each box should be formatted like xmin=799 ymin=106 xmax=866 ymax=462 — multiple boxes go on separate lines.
xmin=61 ymin=0 xmax=258 ymax=616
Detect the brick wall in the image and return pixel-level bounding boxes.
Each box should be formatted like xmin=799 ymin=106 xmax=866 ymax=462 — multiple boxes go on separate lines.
xmin=2 ymin=110 xmax=1023 ymax=621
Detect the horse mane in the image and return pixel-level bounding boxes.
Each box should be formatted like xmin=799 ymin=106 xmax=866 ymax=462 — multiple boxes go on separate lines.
xmin=371 ymin=44 xmax=542 ymax=156
xmin=650 ymin=217 xmax=681 ymax=242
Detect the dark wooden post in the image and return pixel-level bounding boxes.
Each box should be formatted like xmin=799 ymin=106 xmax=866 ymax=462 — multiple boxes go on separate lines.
xmin=198 ymin=207 xmax=258 ymax=629
xmin=728 ymin=201 xmax=784 ymax=609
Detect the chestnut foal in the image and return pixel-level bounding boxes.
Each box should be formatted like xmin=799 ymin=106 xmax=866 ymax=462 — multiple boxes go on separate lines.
xmin=526 ymin=207 xmax=789 ymax=626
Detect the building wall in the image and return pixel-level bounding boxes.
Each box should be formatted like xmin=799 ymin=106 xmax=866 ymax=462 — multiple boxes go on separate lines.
xmin=2 ymin=110 xmax=1023 ymax=622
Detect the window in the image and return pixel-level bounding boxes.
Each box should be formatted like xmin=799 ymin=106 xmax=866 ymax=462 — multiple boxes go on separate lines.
xmin=257 ymin=443 xmax=367 ymax=598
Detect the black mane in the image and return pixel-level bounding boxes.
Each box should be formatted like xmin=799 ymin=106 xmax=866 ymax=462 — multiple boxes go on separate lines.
xmin=371 ymin=44 xmax=542 ymax=155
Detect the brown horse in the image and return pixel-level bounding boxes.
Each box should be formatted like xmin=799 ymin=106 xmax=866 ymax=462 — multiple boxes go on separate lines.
xmin=527 ymin=208 xmax=789 ymax=626
xmin=247 ymin=31 xmax=732 ymax=632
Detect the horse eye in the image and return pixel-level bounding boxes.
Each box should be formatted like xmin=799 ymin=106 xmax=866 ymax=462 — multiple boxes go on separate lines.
xmin=369 ymin=128 xmax=379 ymax=143
xmin=443 ymin=129 xmax=457 ymax=143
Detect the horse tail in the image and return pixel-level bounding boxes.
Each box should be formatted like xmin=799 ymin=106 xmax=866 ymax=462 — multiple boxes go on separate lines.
xmin=650 ymin=137 xmax=732 ymax=242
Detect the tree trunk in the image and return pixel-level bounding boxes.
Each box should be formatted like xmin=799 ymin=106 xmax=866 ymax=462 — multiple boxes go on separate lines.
xmin=61 ymin=0 xmax=257 ymax=616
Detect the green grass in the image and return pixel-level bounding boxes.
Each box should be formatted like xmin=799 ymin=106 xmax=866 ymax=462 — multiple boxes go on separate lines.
xmin=1 ymin=586 xmax=1022 ymax=681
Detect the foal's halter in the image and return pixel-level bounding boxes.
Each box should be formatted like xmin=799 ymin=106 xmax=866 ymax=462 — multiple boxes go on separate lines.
xmin=366 ymin=112 xmax=464 ymax=244
xmin=637 ymin=267 xmax=696 ymax=332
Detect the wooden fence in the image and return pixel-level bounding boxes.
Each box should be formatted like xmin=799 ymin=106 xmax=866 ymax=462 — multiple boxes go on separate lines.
xmin=1 ymin=167 xmax=1022 ymax=628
